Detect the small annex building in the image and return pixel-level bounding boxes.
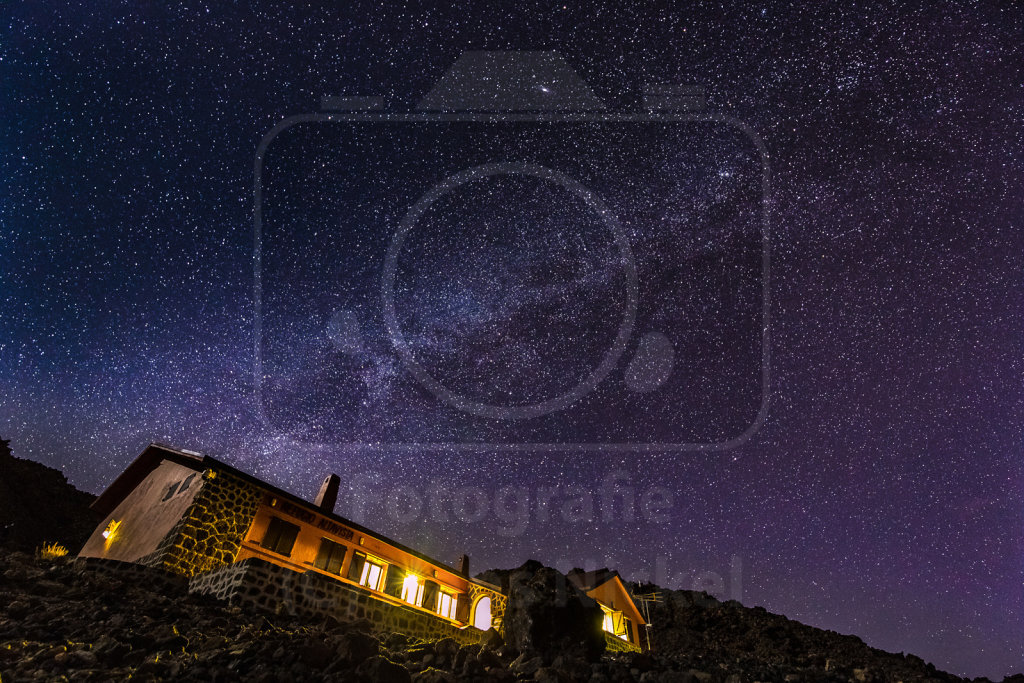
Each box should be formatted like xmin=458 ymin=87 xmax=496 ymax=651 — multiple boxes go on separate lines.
xmin=79 ymin=443 xmax=506 ymax=645
xmin=567 ymin=568 xmax=647 ymax=652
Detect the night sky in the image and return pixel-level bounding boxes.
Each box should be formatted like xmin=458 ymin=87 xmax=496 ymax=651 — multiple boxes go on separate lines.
xmin=2 ymin=2 xmax=1023 ymax=678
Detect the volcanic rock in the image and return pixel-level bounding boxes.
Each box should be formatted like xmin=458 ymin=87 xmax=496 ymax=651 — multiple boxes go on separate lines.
xmin=500 ymin=560 xmax=607 ymax=663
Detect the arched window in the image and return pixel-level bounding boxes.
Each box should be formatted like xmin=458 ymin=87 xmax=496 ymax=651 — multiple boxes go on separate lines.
xmin=472 ymin=596 xmax=492 ymax=631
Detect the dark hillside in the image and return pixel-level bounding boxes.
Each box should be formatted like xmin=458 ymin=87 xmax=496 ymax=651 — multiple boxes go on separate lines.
xmin=0 ymin=438 xmax=99 ymax=553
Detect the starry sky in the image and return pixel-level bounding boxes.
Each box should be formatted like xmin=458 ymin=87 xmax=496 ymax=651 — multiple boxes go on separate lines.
xmin=2 ymin=1 xmax=1023 ymax=678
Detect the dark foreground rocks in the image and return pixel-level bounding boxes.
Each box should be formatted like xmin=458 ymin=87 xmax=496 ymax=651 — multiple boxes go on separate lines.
xmin=1 ymin=551 xmax=510 ymax=682
xmin=0 ymin=551 xmax=1018 ymax=682
xmin=494 ymin=560 xmax=606 ymax=664
xmin=634 ymin=583 xmax=974 ymax=683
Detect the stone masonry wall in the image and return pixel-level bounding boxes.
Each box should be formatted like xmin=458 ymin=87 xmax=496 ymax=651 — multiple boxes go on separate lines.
xmin=142 ymin=470 xmax=262 ymax=577
xmin=189 ymin=558 xmax=490 ymax=647
xmin=468 ymin=581 xmax=507 ymax=636
xmin=604 ymin=631 xmax=641 ymax=653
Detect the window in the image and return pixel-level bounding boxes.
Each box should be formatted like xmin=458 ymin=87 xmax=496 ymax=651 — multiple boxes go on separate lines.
xmin=313 ymin=538 xmax=347 ymax=575
xmin=162 ymin=482 xmax=179 ymax=501
xmin=382 ymin=565 xmax=405 ymax=598
xmin=345 ymin=551 xmax=386 ymax=591
xmin=347 ymin=551 xmax=365 ymax=583
xmin=438 ymin=591 xmax=457 ymax=620
xmin=401 ymin=574 xmax=424 ymax=606
xmin=360 ymin=560 xmax=384 ymax=590
xmin=624 ymin=618 xmax=634 ymax=643
xmin=472 ymin=596 xmax=492 ymax=630
xmin=602 ymin=606 xmax=629 ymax=640
xmin=261 ymin=517 xmax=300 ymax=557
xmin=163 ymin=473 xmax=197 ymax=502
xmin=456 ymin=593 xmax=471 ymax=622
xmin=421 ymin=581 xmax=440 ymax=611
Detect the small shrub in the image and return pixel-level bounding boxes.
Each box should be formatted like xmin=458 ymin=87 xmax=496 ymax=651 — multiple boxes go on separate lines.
xmin=36 ymin=542 xmax=69 ymax=560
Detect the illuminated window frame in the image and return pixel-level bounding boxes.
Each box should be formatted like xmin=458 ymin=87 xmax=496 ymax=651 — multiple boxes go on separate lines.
xmin=401 ymin=574 xmax=424 ymax=606
xmin=602 ymin=609 xmax=614 ymax=633
xmin=437 ymin=590 xmax=457 ymax=620
xmin=359 ymin=557 xmax=385 ymax=591
xmin=601 ymin=605 xmax=629 ymax=640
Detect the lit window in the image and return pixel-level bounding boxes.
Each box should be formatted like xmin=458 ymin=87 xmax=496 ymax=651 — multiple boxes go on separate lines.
xmin=437 ymin=591 xmax=457 ymax=620
xmin=401 ymin=574 xmax=424 ymax=606
xmin=360 ymin=559 xmax=384 ymax=591
xmin=602 ymin=610 xmax=614 ymax=633
xmin=601 ymin=606 xmax=628 ymax=639
xmin=472 ymin=596 xmax=491 ymax=630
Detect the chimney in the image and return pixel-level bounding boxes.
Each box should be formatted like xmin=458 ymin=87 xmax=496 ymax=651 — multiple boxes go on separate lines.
xmin=314 ymin=474 xmax=341 ymax=512
xmin=456 ymin=554 xmax=470 ymax=576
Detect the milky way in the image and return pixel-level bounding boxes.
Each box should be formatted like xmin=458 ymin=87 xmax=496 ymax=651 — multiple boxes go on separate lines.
xmin=2 ymin=2 xmax=1022 ymax=677
xmin=259 ymin=115 xmax=762 ymax=442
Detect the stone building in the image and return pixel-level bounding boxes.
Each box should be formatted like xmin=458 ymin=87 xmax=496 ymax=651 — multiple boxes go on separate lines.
xmin=567 ymin=568 xmax=647 ymax=652
xmin=79 ymin=443 xmax=505 ymax=645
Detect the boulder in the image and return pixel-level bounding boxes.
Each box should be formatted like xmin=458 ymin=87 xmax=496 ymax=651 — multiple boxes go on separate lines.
xmin=452 ymin=643 xmax=479 ymax=672
xmin=412 ymin=667 xmax=454 ymax=683
xmin=510 ymin=653 xmax=543 ymax=676
xmin=480 ymin=627 xmax=503 ymax=651
xmin=333 ymin=631 xmax=379 ymax=664
xmin=356 ymin=655 xmax=412 ymax=683
xmin=296 ymin=640 xmax=333 ymax=669
xmin=501 ymin=561 xmax=606 ymax=663
xmin=478 ymin=647 xmax=504 ymax=670
xmin=535 ymin=666 xmax=569 ymax=683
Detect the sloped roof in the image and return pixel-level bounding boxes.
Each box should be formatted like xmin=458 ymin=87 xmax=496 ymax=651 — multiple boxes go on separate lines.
xmin=91 ymin=443 xmax=204 ymax=517
xmin=91 ymin=442 xmax=502 ymax=593
xmin=567 ymin=567 xmax=647 ymax=625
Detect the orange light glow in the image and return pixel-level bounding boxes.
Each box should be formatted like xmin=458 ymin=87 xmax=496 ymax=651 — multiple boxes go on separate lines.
xmin=101 ymin=519 xmax=121 ymax=546
xmin=402 ymin=574 xmax=423 ymax=606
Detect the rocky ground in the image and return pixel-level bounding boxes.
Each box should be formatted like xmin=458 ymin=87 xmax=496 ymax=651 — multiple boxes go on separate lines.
xmin=0 ymin=551 xmax=648 ymax=682
xmin=1 ymin=551 xmax=1020 ymax=683
xmin=634 ymin=584 xmax=974 ymax=683
xmin=1 ymin=439 xmax=1020 ymax=682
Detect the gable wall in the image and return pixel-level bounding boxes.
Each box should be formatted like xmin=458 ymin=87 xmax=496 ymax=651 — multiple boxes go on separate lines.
xmin=586 ymin=578 xmax=646 ymax=648
xmin=79 ymin=460 xmax=203 ymax=563
xmin=147 ymin=468 xmax=263 ymax=576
